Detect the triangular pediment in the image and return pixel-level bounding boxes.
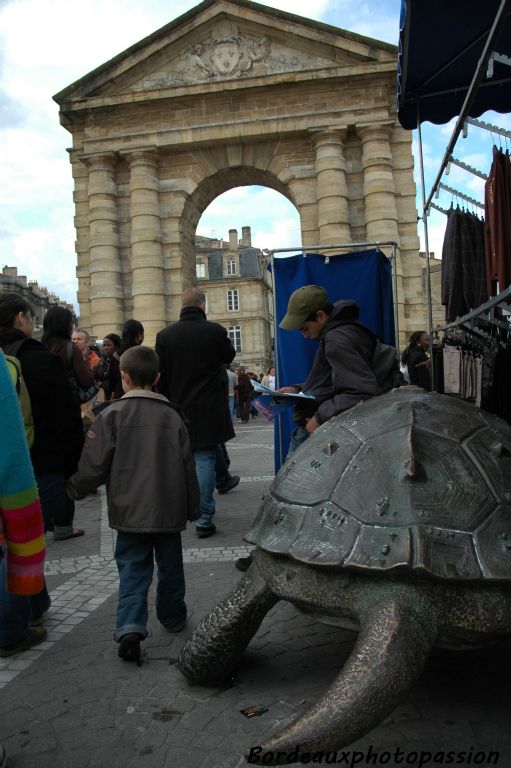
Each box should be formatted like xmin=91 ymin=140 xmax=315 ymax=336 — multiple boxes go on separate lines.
xmin=54 ymin=0 xmax=396 ymax=104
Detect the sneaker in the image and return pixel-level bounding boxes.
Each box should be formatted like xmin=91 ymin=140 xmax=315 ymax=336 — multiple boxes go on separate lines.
xmin=217 ymin=475 xmax=240 ymax=494
xmin=0 ymin=626 xmax=47 ymax=657
xmin=235 ymin=555 xmax=253 ymax=572
xmin=118 ymin=633 xmax=142 ymax=661
xmin=196 ymin=524 xmax=216 ymax=539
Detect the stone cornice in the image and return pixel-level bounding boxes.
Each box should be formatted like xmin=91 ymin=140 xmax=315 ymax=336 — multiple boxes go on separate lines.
xmin=75 ymin=108 xmax=395 ymax=158
xmin=58 ymin=61 xmax=396 ymax=122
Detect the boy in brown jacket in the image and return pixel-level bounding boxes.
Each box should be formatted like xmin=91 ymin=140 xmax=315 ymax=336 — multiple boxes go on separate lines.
xmin=67 ymin=346 xmax=199 ymax=661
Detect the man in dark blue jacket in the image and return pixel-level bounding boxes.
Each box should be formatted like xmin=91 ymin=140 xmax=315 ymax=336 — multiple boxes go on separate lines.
xmin=155 ymin=288 xmax=236 ymax=538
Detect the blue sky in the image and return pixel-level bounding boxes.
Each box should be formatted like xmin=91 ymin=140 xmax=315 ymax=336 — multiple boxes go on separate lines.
xmin=0 ymin=0 xmax=508 ymax=309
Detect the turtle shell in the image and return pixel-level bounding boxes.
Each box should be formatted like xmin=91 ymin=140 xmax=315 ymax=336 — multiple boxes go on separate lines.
xmin=245 ymin=387 xmax=511 ymax=581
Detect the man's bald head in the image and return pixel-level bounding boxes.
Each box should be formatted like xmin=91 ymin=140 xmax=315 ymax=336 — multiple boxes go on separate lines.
xmin=182 ymin=287 xmax=206 ymax=309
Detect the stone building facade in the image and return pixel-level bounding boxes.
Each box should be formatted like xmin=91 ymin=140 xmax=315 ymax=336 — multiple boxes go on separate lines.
xmin=195 ymin=226 xmax=273 ymax=371
xmin=54 ymin=0 xmax=423 ymax=346
xmin=0 ymin=266 xmax=74 ymax=330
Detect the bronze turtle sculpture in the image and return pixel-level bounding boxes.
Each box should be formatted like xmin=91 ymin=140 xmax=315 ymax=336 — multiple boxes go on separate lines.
xmin=178 ymin=387 xmax=511 ymax=762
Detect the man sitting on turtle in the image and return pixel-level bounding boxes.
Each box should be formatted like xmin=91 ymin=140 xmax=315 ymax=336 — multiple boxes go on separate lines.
xmin=235 ymin=285 xmax=383 ymax=573
xmin=277 ymin=284 xmax=383 ymax=451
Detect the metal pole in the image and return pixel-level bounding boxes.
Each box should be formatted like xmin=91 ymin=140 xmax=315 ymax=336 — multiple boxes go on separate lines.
xmin=270 ymin=251 xmax=285 ymax=469
xmin=416 ymin=101 xmax=436 ymax=391
xmin=269 ymin=240 xmax=398 ymax=256
xmin=391 ymin=243 xmax=400 ymax=348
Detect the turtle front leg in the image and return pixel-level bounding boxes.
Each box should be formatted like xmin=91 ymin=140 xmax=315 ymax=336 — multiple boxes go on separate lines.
xmin=251 ymin=586 xmax=439 ymax=762
xmin=177 ymin=563 xmax=279 ymax=686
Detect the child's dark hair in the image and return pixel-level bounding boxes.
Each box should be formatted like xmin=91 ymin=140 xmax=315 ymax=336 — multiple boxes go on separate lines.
xmin=119 ymin=346 xmax=159 ymax=387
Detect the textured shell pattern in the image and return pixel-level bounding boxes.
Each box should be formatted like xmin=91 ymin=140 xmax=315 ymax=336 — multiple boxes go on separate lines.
xmin=245 ymin=387 xmax=511 ymax=581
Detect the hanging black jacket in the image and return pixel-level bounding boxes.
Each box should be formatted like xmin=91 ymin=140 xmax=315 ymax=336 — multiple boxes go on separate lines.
xmin=155 ymin=306 xmax=236 ymax=449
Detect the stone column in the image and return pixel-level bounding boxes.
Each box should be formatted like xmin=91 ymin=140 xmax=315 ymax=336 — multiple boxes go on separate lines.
xmin=358 ymin=124 xmax=400 ymax=244
xmin=359 ymin=124 xmax=403 ymax=343
xmin=85 ymin=152 xmax=124 ymax=338
xmin=127 ymin=149 xmax=166 ymax=344
xmin=311 ymin=129 xmax=351 ymax=245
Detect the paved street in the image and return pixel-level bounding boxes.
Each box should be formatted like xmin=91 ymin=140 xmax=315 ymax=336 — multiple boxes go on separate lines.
xmin=1 ymin=418 xmax=510 ymax=768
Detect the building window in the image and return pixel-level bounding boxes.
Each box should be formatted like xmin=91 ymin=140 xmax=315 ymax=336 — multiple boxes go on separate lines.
xmin=196 ymin=262 xmax=206 ymax=278
xmin=227 ymin=259 xmax=236 ymax=275
xmin=227 ymin=289 xmax=239 ymax=312
xmin=228 ymin=325 xmax=242 ymax=353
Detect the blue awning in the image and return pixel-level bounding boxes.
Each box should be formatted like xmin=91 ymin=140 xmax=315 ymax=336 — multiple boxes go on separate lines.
xmin=397 ymin=0 xmax=511 ymax=129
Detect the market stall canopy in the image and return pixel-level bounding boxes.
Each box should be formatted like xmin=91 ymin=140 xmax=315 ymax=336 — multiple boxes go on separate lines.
xmin=397 ymin=0 xmax=511 ymax=129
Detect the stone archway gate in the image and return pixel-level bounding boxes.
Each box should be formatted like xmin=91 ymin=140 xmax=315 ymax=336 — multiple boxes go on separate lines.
xmin=54 ymin=0 xmax=421 ymax=344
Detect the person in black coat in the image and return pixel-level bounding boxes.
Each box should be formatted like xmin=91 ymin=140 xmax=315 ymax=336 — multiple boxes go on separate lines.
xmin=401 ymin=331 xmax=431 ymax=390
xmin=0 ymin=295 xmax=84 ymax=536
xmin=155 ymin=288 xmax=236 ymax=538
xmin=0 ymin=293 xmax=84 ymax=623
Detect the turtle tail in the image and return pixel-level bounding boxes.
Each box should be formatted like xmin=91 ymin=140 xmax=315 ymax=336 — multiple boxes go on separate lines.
xmin=250 ymin=589 xmax=438 ymax=763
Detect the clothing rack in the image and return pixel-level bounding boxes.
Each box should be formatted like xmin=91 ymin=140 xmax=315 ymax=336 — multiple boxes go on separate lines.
xmin=468 ymin=116 xmax=511 ymax=141
xmin=434 ymin=284 xmax=511 ymax=334
xmin=421 ymin=0 xmax=510 ymax=215
xmin=437 ymin=183 xmax=485 ymax=210
xmin=447 ymin=156 xmax=488 ymax=181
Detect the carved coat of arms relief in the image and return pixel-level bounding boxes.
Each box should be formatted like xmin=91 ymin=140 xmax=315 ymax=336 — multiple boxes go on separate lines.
xmin=130 ymin=19 xmax=323 ymax=92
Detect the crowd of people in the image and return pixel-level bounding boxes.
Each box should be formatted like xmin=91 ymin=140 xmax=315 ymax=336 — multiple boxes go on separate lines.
xmin=0 ymin=284 xmax=430 ymax=766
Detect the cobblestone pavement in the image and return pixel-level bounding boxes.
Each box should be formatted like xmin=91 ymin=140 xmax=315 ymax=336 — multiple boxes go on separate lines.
xmin=1 ymin=419 xmax=510 ymax=767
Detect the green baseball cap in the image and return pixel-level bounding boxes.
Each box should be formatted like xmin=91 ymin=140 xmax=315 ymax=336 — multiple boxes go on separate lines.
xmin=279 ymin=285 xmax=329 ymax=330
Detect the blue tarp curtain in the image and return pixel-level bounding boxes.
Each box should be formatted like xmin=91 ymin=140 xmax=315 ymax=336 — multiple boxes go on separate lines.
xmin=397 ymin=0 xmax=511 ymax=130
xmin=272 ymin=249 xmax=395 ymax=471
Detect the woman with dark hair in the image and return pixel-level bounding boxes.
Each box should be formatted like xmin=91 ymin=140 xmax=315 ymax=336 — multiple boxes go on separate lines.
xmin=120 ymin=319 xmax=144 ymax=354
xmin=41 ymin=306 xmax=95 ymax=392
xmin=96 ymin=333 xmax=122 ymax=400
xmin=401 ymin=331 xmax=431 ymax=390
xmin=0 ymin=294 xmax=84 ymax=551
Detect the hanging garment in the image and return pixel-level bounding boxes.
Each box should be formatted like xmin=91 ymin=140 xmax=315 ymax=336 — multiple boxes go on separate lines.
xmin=442 ymin=208 xmax=489 ymax=322
xmin=443 ymin=346 xmax=462 ymax=394
xmin=480 ymin=345 xmax=500 ymax=412
xmin=491 ymin=347 xmax=511 ymax=425
xmin=441 ymin=207 xmax=465 ymax=322
xmin=475 ymin=355 xmax=483 ymax=408
xmin=463 ymin=214 xmax=488 ymax=311
xmin=484 ymin=147 xmax=511 ymax=296
xmin=431 ymin=345 xmax=444 ymax=393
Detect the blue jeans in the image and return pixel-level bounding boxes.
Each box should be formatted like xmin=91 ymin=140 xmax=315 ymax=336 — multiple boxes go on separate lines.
xmin=0 ymin=475 xmax=58 ymax=644
xmin=228 ymin=395 xmax=235 ymax=418
xmin=288 ymin=425 xmax=309 ymax=455
xmin=114 ymin=531 xmax=186 ymax=641
xmin=215 ymin=444 xmax=232 ymax=490
xmin=36 ymin=474 xmax=75 ymax=538
xmin=0 ymin=555 xmax=32 ymax=647
xmin=194 ymin=446 xmax=217 ymax=528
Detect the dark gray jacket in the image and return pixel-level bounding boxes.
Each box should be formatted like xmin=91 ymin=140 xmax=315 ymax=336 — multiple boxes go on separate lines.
xmin=300 ymin=300 xmax=382 ymax=424
xmin=67 ymin=391 xmax=200 ymax=532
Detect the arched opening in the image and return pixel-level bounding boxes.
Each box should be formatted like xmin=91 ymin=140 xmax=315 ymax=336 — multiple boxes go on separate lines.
xmin=184 ymin=173 xmax=301 ymax=371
